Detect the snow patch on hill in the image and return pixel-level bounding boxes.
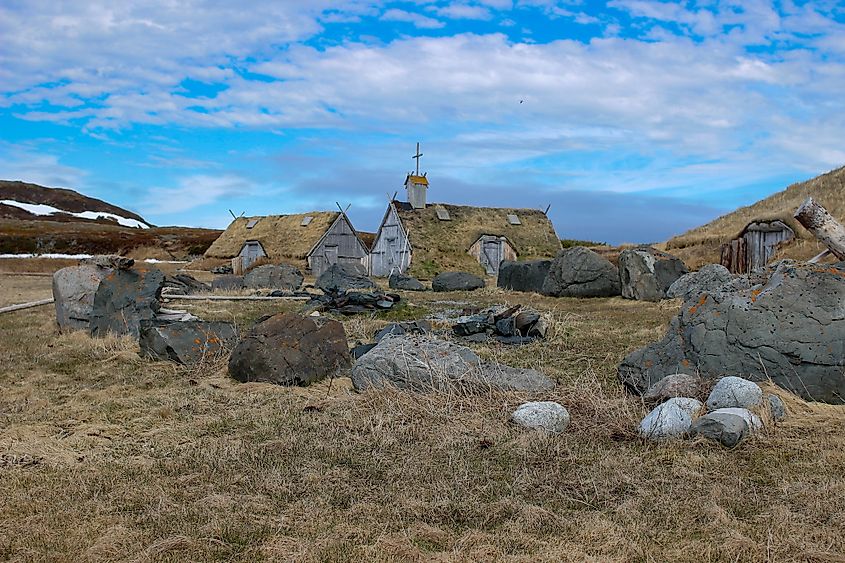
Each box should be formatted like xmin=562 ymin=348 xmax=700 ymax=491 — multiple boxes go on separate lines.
xmin=0 ymin=199 xmax=150 ymax=229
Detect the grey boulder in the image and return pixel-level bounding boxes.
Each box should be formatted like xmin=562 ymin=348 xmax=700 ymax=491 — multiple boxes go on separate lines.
xmin=618 ymin=246 xmax=688 ymax=301
xmin=706 ymin=376 xmax=763 ymax=410
xmin=139 ymin=321 xmax=237 ymax=364
xmin=432 ymin=271 xmax=486 ymax=292
xmin=619 ymin=262 xmax=845 ymax=403
xmin=89 ymin=268 xmax=165 ymax=339
xmin=351 ymin=335 xmax=554 ymax=393
xmin=52 ymin=265 xmax=112 ymax=331
xmin=497 ymin=259 xmax=552 ymax=293
xmin=511 ymin=401 xmax=570 ymax=433
xmin=316 ymin=263 xmax=376 ymax=293
xmin=643 ymin=373 xmax=703 ymax=404
xmin=229 ymin=312 xmax=351 ymax=386
xmin=690 ymin=408 xmax=762 ymax=447
xmin=244 ymin=264 xmax=304 ymax=290
xmin=388 ymin=272 xmax=425 ymax=291
xmin=638 ymin=397 xmax=703 ymax=440
xmin=666 ymin=264 xmax=733 ymax=302
xmin=541 ymin=247 xmax=620 ymax=297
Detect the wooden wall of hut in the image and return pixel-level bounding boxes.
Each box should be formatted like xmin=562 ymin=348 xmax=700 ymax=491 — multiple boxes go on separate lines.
xmin=720 ymin=221 xmax=794 ymax=273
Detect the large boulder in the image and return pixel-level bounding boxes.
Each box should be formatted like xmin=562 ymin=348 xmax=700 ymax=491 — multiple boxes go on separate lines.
xmin=244 ymin=264 xmax=304 ymax=290
xmin=618 ymin=247 xmax=688 ymax=301
xmin=432 ymin=271 xmax=485 ymax=292
xmin=228 ymin=312 xmax=350 ymax=386
xmin=497 ymin=260 xmax=552 ymax=293
xmin=666 ymin=264 xmax=733 ymax=302
xmin=139 ymin=321 xmax=237 ymax=364
xmin=88 ymin=268 xmax=165 ymax=339
xmin=619 ymin=262 xmax=845 ymax=403
xmin=388 ymin=272 xmax=425 ymax=291
xmin=53 ymin=265 xmax=112 ymax=331
xmin=351 ymin=335 xmax=554 ymax=393
xmin=316 ymin=263 xmax=376 ymax=293
xmin=541 ymin=247 xmax=620 ymax=297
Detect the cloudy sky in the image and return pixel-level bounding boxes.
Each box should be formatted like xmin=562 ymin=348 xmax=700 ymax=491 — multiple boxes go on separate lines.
xmin=2 ymin=1 xmax=844 ymax=243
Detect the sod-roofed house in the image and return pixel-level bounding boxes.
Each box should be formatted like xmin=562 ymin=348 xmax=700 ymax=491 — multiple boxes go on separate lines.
xmin=369 ymin=174 xmax=560 ymax=277
xmin=204 ymin=211 xmax=368 ymax=276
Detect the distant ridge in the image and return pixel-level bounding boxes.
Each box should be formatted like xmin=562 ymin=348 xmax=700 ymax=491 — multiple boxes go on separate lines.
xmin=665 ymin=165 xmax=845 ymax=268
xmin=0 ymin=180 xmax=150 ymax=227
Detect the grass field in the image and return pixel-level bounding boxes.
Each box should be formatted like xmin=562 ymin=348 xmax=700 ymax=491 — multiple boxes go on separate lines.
xmin=1 ymin=272 xmax=845 ymax=561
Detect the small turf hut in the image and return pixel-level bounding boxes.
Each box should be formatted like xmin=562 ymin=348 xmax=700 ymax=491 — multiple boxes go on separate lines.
xmin=720 ymin=220 xmax=795 ymax=273
xmin=204 ymin=211 xmax=368 ymax=276
xmin=369 ymin=174 xmax=560 ymax=277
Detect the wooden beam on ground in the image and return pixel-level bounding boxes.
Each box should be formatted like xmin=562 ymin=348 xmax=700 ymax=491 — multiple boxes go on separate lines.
xmin=795 ymin=197 xmax=845 ymax=260
xmin=808 ymin=249 xmax=833 ymax=264
xmin=165 ymin=295 xmax=311 ymax=302
xmin=0 ymin=298 xmax=54 ymax=314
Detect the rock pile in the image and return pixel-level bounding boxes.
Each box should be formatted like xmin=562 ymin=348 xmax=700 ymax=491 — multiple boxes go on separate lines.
xmin=351 ymin=335 xmax=555 ymax=393
xmin=451 ymin=305 xmax=548 ymax=344
xmin=619 ymin=261 xmax=845 ymax=403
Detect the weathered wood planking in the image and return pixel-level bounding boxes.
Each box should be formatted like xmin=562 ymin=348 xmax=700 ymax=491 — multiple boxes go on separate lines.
xmin=370 ymin=204 xmax=412 ymax=277
xmin=308 ymin=213 xmax=369 ymax=277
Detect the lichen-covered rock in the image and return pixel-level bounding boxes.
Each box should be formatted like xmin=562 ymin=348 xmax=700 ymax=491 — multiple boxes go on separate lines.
xmin=511 ymin=401 xmax=570 ymax=433
xmin=244 ymin=264 xmax=304 ymax=290
xmin=88 ymin=268 xmax=165 ymax=339
xmin=228 ymin=312 xmax=351 ymax=386
xmin=619 ymin=262 xmax=845 ymax=403
xmin=619 ymin=247 xmax=688 ymax=301
xmin=666 ymin=264 xmax=734 ymax=302
xmin=432 ymin=272 xmax=485 ymax=292
xmin=351 ymin=335 xmax=554 ymax=393
xmin=497 ymin=260 xmax=552 ymax=293
xmin=638 ymin=397 xmax=703 ymax=440
xmin=706 ymin=376 xmax=763 ymax=410
xmin=140 ymin=321 xmax=237 ymax=364
xmin=541 ymin=247 xmax=620 ymax=297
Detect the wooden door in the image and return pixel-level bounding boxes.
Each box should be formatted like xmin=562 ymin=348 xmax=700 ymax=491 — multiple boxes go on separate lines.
xmin=481 ymin=236 xmax=503 ymax=275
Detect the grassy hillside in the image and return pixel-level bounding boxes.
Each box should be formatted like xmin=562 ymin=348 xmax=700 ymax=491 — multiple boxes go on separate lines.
xmin=666 ymin=165 xmax=845 ymax=268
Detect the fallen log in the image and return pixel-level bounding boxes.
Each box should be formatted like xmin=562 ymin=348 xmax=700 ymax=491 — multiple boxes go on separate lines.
xmin=795 ymin=197 xmax=845 ymax=260
xmin=0 ymin=298 xmax=54 ymax=314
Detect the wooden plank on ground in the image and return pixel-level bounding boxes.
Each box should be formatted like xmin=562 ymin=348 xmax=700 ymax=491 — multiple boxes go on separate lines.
xmin=0 ymin=298 xmax=54 ymax=314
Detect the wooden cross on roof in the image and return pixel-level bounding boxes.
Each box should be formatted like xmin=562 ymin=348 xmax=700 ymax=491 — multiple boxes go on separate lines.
xmin=412 ymin=142 xmax=423 ymax=176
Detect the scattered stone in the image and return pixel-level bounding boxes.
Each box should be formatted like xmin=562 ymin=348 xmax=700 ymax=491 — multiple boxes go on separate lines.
xmin=643 ymin=373 xmax=703 ymax=404
xmin=228 ymin=312 xmax=351 ymax=386
xmin=541 ymin=247 xmax=621 ymax=297
xmin=244 ymin=264 xmax=304 ymax=290
xmin=451 ymin=305 xmax=546 ymax=344
xmin=389 ymin=272 xmax=425 ymax=291
xmin=618 ymin=246 xmax=688 ymax=301
xmin=619 ymin=262 xmax=845 ymax=403
xmin=666 ymin=264 xmax=733 ymax=302
xmin=638 ymin=397 xmax=703 ymax=440
xmin=690 ymin=411 xmax=750 ymax=447
xmin=351 ymin=336 xmax=554 ymax=393
xmin=511 ymin=401 xmax=571 ymax=433
xmin=164 ymin=273 xmax=210 ymax=295
xmin=497 ymin=259 xmax=552 ymax=293
xmin=706 ymin=376 xmax=763 ymax=410
xmin=316 ymin=263 xmax=376 ymax=293
xmin=52 ymin=265 xmax=112 ymax=331
xmin=432 ymin=271 xmax=486 ymax=292
xmin=88 ymin=268 xmax=165 ymax=339
xmin=374 ymin=320 xmax=431 ymax=342
xmin=767 ymin=394 xmax=787 ymax=422
xmin=211 ymin=275 xmax=244 ymax=291
xmin=139 ymin=321 xmax=237 ymax=364
xmin=308 ymin=291 xmax=400 ymax=315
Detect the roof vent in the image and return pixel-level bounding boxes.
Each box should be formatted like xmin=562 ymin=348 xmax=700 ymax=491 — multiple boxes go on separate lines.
xmin=435 ymin=206 xmax=451 ymax=221
xmin=301 ymin=216 xmax=314 ymax=226
xmin=246 ymin=218 xmax=260 ymax=229
xmin=507 ymin=214 xmax=521 ymax=225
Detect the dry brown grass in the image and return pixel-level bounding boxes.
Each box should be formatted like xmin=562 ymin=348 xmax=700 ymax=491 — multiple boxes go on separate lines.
xmin=1 ymin=276 xmax=845 ymax=561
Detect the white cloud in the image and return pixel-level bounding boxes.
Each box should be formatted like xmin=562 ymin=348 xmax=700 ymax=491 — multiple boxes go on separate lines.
xmin=141 ymin=174 xmax=256 ymax=214
xmin=435 ymin=4 xmax=494 ymax=20
xmin=381 ymin=8 xmax=445 ymax=29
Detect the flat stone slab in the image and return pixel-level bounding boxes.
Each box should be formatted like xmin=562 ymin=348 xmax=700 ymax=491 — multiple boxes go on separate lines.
xmin=140 ymin=321 xmax=237 ymax=364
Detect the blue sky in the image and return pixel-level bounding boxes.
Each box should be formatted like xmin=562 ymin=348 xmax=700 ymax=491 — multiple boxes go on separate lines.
xmin=2 ymin=1 xmax=845 ymax=244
